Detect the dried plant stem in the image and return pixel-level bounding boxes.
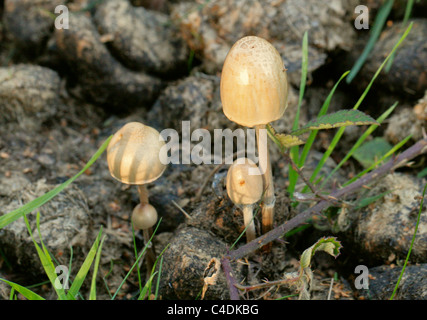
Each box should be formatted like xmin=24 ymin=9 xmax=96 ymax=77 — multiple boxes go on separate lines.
xmin=234 ymin=276 xmax=299 ymax=293
xmin=222 ymin=137 xmax=427 ymax=300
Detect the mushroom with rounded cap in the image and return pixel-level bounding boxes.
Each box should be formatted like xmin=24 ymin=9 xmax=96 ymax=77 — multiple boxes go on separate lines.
xmin=107 ymin=121 xmax=166 ymax=273
xmin=226 ymin=157 xmax=263 ymax=243
xmin=221 ymin=36 xmax=288 ymax=237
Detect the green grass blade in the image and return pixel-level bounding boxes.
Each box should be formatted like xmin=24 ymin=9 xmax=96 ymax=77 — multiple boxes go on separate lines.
xmin=298 ymin=71 xmax=350 ymax=168
xmin=154 ymin=255 xmax=164 ymax=300
xmin=0 ymin=136 xmax=112 ymax=229
xmin=303 ymin=23 xmax=412 ymax=193
xmin=0 ymin=278 xmax=45 ymax=300
xmin=319 ymin=102 xmax=398 ymax=188
xmin=343 ymin=134 xmax=412 ymax=187
xmin=390 ymin=182 xmax=427 ymax=300
xmin=288 ymin=30 xmax=309 ymax=196
xmin=143 ymin=244 xmax=170 ymax=300
xmin=355 ymin=190 xmax=393 ymax=209
xmin=138 ymin=271 xmax=158 ymax=300
xmin=385 ymin=0 xmax=414 ymax=72
xmin=66 ymin=227 xmax=103 ymax=300
xmin=111 ymin=218 xmax=162 ymax=300
xmin=24 ymin=214 xmax=67 ymax=300
xmin=346 ymin=0 xmax=394 ymax=83
xmin=89 ymin=234 xmax=106 ymax=300
xmin=132 ymin=223 xmax=143 ymax=293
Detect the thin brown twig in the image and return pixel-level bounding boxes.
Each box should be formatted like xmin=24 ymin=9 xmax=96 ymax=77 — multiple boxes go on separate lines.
xmin=234 ymin=276 xmax=299 ymax=293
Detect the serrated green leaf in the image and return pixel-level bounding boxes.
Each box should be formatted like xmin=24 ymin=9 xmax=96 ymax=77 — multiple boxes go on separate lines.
xmin=311 ymin=237 xmax=342 ymax=258
xmin=291 ymin=110 xmax=378 ymax=136
xmin=267 ymin=124 xmax=306 ymax=152
xmin=300 ymin=237 xmax=342 ymax=270
xmin=352 ymin=137 xmax=393 ymax=168
xmin=276 ymin=134 xmax=306 ymax=149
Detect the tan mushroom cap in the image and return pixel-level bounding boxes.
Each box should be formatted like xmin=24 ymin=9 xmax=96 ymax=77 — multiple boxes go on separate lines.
xmin=220 ymin=36 xmax=288 ymax=127
xmin=107 ymin=122 xmax=166 ymax=185
xmin=132 ymin=203 xmax=158 ymax=230
xmin=226 ymin=158 xmax=263 ymax=206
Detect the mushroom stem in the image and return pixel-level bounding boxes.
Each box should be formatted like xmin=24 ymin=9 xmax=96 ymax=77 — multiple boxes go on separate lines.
xmin=135 ymin=186 xmax=156 ymax=279
xmin=137 ymin=185 xmax=149 ymax=206
xmin=255 ymin=124 xmax=275 ymax=235
xmin=242 ymin=205 xmax=256 ymax=243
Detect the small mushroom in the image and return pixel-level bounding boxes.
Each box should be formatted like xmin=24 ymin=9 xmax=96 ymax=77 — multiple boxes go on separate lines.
xmin=107 ymin=121 xmax=166 ymax=274
xmin=226 ymin=158 xmax=263 ymax=243
xmin=220 ymin=36 xmax=289 ymax=236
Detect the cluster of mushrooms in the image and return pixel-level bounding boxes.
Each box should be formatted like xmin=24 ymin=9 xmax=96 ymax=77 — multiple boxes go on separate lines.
xmin=106 ymin=36 xmax=289 ymax=266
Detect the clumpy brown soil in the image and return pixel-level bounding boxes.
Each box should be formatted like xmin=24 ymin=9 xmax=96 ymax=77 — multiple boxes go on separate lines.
xmin=0 ymin=0 xmax=426 ymax=300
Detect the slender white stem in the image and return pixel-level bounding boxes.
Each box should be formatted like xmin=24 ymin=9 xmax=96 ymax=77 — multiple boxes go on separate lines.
xmin=242 ymin=205 xmax=256 ymax=243
xmin=255 ymin=124 xmax=275 ymax=235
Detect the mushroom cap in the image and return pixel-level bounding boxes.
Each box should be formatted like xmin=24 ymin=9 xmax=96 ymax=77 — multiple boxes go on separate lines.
xmin=131 ymin=203 xmax=158 ymax=230
xmin=107 ymin=122 xmax=166 ymax=185
xmin=226 ymin=157 xmax=263 ymax=206
xmin=220 ymin=36 xmax=288 ymax=127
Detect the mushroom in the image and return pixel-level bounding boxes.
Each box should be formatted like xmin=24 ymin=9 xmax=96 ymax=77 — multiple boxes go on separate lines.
xmin=107 ymin=121 xmax=166 ymax=273
xmin=226 ymin=157 xmax=263 ymax=243
xmin=220 ymin=36 xmax=289 ymax=236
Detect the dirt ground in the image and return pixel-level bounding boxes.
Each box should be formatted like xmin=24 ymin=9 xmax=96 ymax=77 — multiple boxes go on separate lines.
xmin=0 ymin=0 xmax=426 ymax=300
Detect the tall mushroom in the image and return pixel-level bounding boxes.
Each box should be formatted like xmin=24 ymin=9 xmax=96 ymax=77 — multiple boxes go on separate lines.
xmin=220 ymin=36 xmax=289 ymax=236
xmin=226 ymin=158 xmax=263 ymax=243
xmin=107 ymin=121 xmax=166 ymax=273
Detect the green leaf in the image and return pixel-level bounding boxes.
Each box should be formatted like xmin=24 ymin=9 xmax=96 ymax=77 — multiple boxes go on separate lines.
xmin=344 ymin=134 xmax=412 ymax=187
xmin=267 ymin=124 xmax=306 ymax=151
xmin=24 ymin=213 xmax=67 ymax=300
xmin=0 ymin=136 xmax=112 ymax=230
xmin=138 ymin=271 xmax=158 ymax=300
xmin=302 ymin=23 xmax=412 ymax=193
xmin=352 ymin=138 xmax=393 ymax=168
xmin=291 ymin=110 xmax=378 ymax=136
xmin=355 ymin=190 xmax=392 ymax=209
xmin=298 ymin=71 xmax=350 ymax=168
xmin=417 ymin=167 xmax=427 ymax=178
xmin=320 ymin=102 xmax=398 ymax=189
xmin=300 ymin=237 xmax=342 ymax=270
xmin=66 ymin=227 xmax=103 ymax=300
xmin=0 ymin=278 xmax=45 ymax=300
